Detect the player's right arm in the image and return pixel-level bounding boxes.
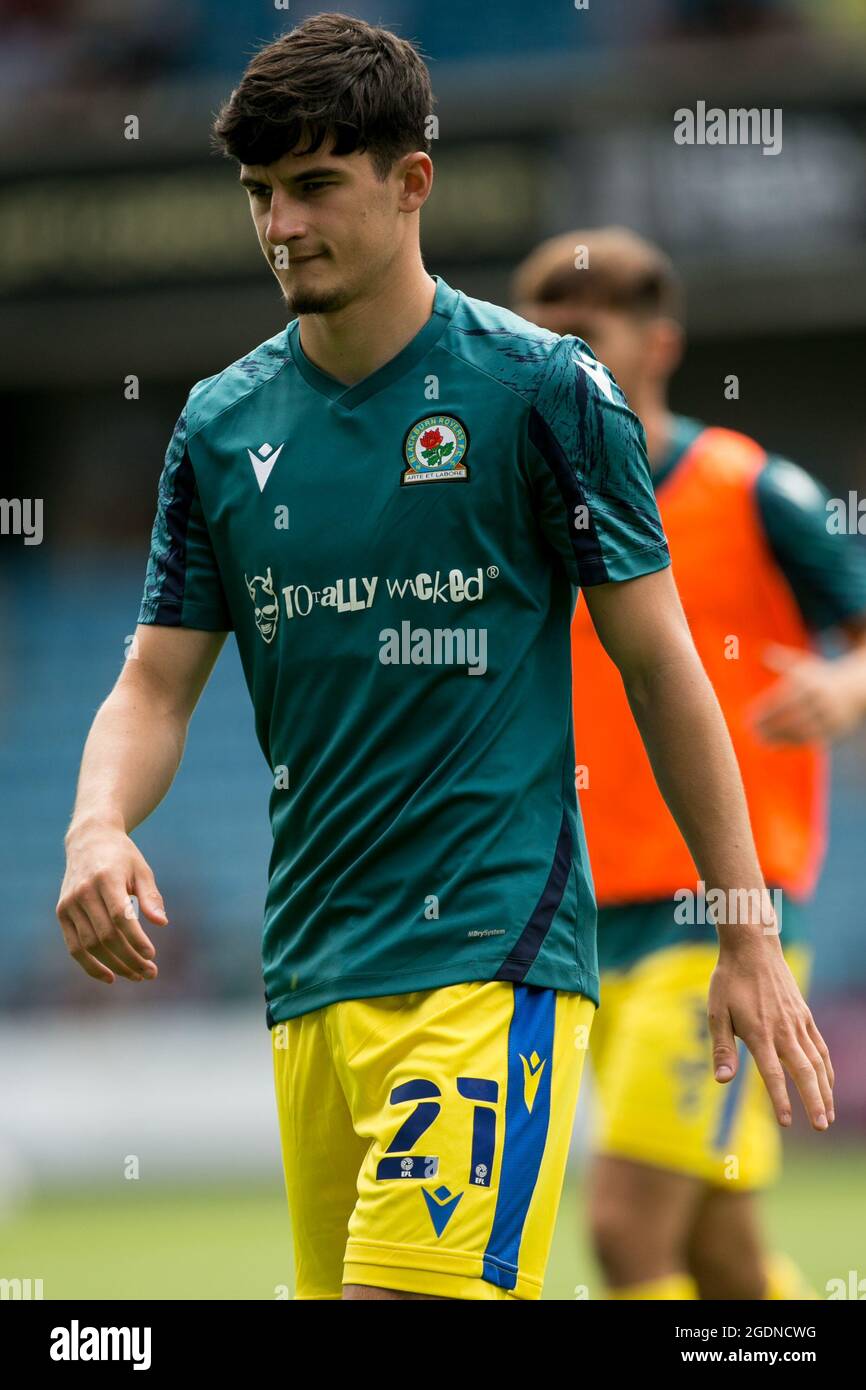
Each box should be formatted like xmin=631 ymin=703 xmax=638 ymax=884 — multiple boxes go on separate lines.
xmin=58 ymin=395 xmax=233 ymax=985
xmin=57 ymin=624 xmax=226 ymax=985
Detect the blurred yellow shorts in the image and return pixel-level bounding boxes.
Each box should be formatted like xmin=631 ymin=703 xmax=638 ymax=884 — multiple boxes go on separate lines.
xmin=590 ymin=943 xmax=811 ymax=1190
xmin=272 ymin=979 xmax=595 ymax=1300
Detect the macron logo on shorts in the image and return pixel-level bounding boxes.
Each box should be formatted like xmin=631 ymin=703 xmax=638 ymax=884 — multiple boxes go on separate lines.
xmin=520 ymin=1050 xmax=547 ymax=1113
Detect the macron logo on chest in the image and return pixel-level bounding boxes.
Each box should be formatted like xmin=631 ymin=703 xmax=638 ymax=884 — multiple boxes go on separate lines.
xmin=247 ymin=441 xmax=285 ymax=492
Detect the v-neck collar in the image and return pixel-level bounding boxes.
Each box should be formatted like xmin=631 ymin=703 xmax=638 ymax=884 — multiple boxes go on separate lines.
xmin=287 ymin=274 xmax=460 ymax=411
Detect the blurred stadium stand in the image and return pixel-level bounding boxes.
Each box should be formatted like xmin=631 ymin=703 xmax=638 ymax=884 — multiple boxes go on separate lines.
xmin=0 ymin=559 xmax=272 ymax=1012
xmin=2 ymin=0 xmax=866 ymax=1143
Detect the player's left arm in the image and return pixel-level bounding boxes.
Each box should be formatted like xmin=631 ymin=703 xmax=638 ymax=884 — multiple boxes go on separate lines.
xmin=528 ymin=340 xmax=832 ymax=1132
xmin=748 ymin=458 xmax=866 ymax=743
xmin=582 ymin=566 xmax=834 ymax=1134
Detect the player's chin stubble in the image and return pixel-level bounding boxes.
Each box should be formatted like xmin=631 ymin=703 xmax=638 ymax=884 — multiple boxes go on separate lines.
xmin=280 ymin=272 xmax=355 ymax=317
xmin=284 ymin=290 xmax=351 ymax=315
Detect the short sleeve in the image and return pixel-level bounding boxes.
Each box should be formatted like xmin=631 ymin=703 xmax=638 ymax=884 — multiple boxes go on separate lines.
xmin=138 ymin=407 xmax=233 ymax=631
xmin=757 ymin=457 xmax=866 ymax=632
xmin=527 ymin=336 xmax=670 ymax=587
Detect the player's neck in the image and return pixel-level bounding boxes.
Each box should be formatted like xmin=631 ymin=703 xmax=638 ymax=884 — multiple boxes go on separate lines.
xmin=633 ymin=398 xmax=673 ymax=473
xmin=297 ymin=262 xmax=437 ymax=387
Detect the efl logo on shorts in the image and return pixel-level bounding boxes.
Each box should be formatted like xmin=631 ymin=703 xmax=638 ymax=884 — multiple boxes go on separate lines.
xmin=402 ymin=415 xmax=469 ymax=485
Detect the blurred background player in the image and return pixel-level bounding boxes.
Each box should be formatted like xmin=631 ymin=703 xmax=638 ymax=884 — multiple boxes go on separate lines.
xmin=513 ymin=227 xmax=866 ymax=1301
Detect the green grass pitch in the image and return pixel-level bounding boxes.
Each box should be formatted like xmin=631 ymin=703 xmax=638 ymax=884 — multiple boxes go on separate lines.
xmin=2 ymin=1147 xmax=861 ymax=1300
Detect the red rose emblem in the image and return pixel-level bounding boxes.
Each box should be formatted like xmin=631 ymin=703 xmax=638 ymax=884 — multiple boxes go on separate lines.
xmin=420 ymin=428 xmax=443 ymax=450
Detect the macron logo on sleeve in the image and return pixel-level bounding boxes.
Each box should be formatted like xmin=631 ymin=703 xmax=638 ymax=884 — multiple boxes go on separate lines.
xmin=572 ymin=351 xmax=614 ymax=402
xmin=247 ymin=441 xmax=285 ymax=492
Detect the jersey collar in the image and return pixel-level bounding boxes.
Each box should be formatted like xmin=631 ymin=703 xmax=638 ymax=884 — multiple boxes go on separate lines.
xmin=654 ymin=414 xmax=705 ymax=491
xmin=287 ymin=274 xmax=460 ymax=411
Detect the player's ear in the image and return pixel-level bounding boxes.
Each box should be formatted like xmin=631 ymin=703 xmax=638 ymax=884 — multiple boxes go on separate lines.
xmin=396 ymin=151 xmax=433 ymax=212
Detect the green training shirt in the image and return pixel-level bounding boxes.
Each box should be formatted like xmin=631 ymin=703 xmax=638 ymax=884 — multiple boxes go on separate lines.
xmin=138 ymin=274 xmax=670 ymax=1024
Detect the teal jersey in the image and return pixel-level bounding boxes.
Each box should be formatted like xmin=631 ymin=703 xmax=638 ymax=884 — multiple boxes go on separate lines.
xmin=139 ymin=275 xmax=670 ymax=1024
xmin=598 ymin=414 xmax=866 ymax=976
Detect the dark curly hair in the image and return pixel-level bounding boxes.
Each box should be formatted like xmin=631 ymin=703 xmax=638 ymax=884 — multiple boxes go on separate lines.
xmin=213 ymin=12 xmax=434 ymax=179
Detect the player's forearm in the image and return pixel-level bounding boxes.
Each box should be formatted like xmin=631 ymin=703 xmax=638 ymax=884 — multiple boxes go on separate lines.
xmin=67 ymin=675 xmax=188 ymax=842
xmin=622 ymin=649 xmax=769 ymax=922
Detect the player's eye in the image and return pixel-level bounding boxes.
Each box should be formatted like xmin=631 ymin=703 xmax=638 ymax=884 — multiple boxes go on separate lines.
xmin=300 ymin=181 xmax=334 ymax=194
xmin=246 ymin=185 xmax=271 ymax=200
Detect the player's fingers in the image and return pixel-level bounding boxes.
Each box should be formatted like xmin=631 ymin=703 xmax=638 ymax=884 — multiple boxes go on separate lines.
xmin=755 ymin=698 xmax=824 ymax=744
xmin=754 ymin=691 xmax=807 ymax=725
xmin=105 ymin=891 xmax=159 ymax=969
xmin=707 ymin=1003 xmax=738 ymax=1083
xmin=759 ymin=719 xmax=820 ymax=745
xmin=59 ymin=903 xmax=116 ymax=984
xmin=795 ymin=1022 xmax=834 ymax=1121
xmin=761 ymin=643 xmax=806 ymax=674
xmin=778 ymin=1037 xmax=829 ymax=1131
xmin=749 ymin=682 xmax=791 ymax=724
xmin=78 ymin=885 xmax=156 ymax=979
xmin=805 ymin=1015 xmax=835 ymax=1092
xmin=750 ymin=693 xmax=807 ymax=740
xmin=132 ymin=862 xmax=169 ymax=927
xmin=803 ymin=1043 xmax=834 ymax=1123
xmin=88 ymin=935 xmax=149 ymax=982
xmin=73 ymin=891 xmax=151 ymax=982
xmin=753 ymin=684 xmax=818 ymax=727
xmin=749 ymin=1044 xmax=793 ymax=1126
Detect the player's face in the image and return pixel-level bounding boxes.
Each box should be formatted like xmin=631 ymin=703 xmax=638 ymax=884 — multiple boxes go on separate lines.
xmin=240 ymin=139 xmax=421 ymax=315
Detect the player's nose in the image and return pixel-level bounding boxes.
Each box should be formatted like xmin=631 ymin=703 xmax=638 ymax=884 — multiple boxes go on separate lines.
xmin=265 ymin=188 xmax=307 ymax=247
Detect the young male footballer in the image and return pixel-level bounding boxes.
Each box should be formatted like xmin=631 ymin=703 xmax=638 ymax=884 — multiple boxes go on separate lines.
xmin=57 ymin=16 xmax=834 ymax=1301
xmin=514 ymin=226 xmax=866 ymax=1301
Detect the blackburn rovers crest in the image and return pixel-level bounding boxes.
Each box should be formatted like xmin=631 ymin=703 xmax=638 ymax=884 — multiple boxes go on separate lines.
xmin=401 ymin=414 xmax=469 ymax=485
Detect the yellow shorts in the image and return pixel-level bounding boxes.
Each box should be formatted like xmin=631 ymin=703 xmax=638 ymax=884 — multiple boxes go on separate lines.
xmin=272 ymin=979 xmax=595 ymax=1300
xmin=590 ymin=943 xmax=811 ymax=1190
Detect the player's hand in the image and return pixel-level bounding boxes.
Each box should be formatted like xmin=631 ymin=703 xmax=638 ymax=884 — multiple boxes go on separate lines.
xmin=56 ymin=821 xmax=168 ymax=984
xmin=708 ymin=932 xmax=834 ymax=1132
xmin=751 ymin=644 xmax=864 ymax=743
